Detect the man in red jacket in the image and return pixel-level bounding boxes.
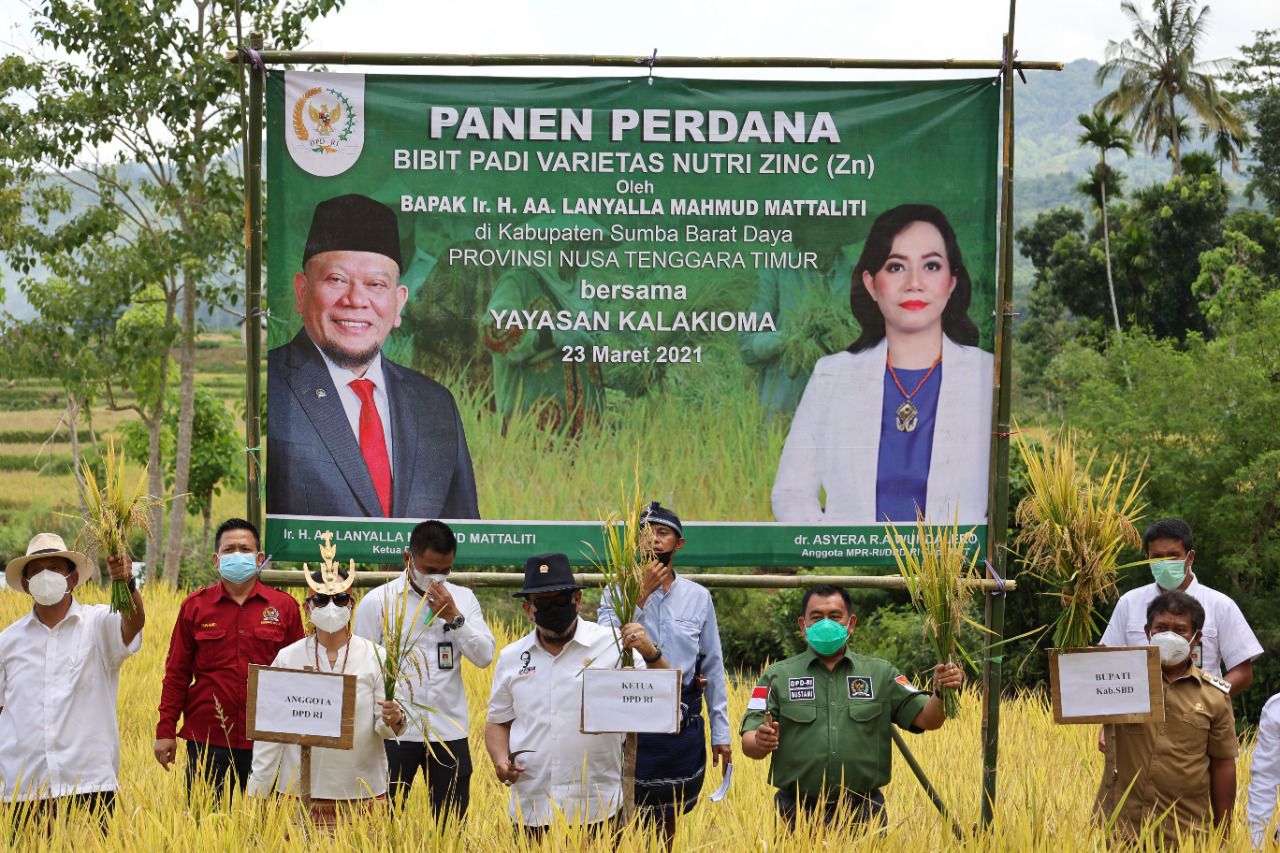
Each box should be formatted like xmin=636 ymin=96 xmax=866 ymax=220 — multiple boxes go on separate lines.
xmin=154 ymin=518 xmax=303 ymax=801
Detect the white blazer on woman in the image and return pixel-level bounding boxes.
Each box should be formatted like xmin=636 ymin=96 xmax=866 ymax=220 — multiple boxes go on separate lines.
xmin=771 ymin=335 xmax=993 ymax=524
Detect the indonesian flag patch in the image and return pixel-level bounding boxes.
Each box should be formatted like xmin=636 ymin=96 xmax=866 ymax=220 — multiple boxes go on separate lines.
xmin=896 ymin=674 xmax=921 ymax=692
xmin=747 ymin=685 xmax=769 ymax=711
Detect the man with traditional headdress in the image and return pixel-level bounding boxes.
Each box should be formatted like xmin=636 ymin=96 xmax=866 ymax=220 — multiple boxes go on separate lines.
xmin=267 ymin=193 xmax=479 ymax=519
xmin=1 ymin=534 xmax=143 ymax=826
xmin=598 ymin=502 xmax=731 ymax=848
xmin=247 ymin=548 xmax=407 ymax=827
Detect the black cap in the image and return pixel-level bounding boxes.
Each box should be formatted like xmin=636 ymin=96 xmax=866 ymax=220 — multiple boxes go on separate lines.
xmin=640 ymin=501 xmax=682 ymax=537
xmin=512 ymin=552 xmax=581 ymax=598
xmin=302 ymin=194 xmax=403 ymax=273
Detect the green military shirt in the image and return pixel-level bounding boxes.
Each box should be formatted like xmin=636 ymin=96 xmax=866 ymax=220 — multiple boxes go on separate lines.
xmin=740 ymin=649 xmax=931 ymax=800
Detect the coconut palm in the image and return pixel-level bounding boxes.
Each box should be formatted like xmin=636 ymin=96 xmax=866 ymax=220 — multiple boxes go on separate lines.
xmin=1095 ymin=0 xmax=1243 ymax=176
xmin=1201 ymin=122 xmax=1248 ymax=176
xmin=1076 ymin=110 xmax=1133 ymax=336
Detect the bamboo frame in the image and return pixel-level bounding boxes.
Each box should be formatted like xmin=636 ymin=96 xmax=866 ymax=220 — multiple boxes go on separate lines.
xmin=260 ymin=569 xmax=1018 ymax=591
xmin=228 ymin=49 xmax=1061 ymax=72
xmin=236 ymin=13 xmax=1053 ymax=828
xmin=980 ymin=0 xmax=1021 ymax=829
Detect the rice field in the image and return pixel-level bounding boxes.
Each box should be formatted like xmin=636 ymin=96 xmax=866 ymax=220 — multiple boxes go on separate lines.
xmin=0 ymin=582 xmax=1271 ymax=851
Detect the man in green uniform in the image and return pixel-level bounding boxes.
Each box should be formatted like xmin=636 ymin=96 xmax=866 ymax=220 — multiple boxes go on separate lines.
xmin=1096 ymin=589 xmax=1237 ymax=847
xmin=740 ymin=584 xmax=963 ymax=828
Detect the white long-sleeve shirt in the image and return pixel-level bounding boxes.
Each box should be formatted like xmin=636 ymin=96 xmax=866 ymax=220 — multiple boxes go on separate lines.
xmin=247 ymin=635 xmax=395 ymax=800
xmin=487 ymin=618 xmax=643 ymax=827
xmin=353 ymin=573 xmax=495 ymax=742
xmin=1249 ymin=693 xmax=1280 ymax=848
xmin=0 ymin=600 xmax=141 ymax=801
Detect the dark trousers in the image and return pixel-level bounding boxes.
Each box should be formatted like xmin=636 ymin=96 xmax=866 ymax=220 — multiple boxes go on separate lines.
xmin=9 ymin=790 xmax=116 ymax=836
xmin=385 ymin=737 xmax=472 ymax=818
xmin=185 ymin=740 xmax=253 ymax=803
xmin=519 ymin=813 xmax=622 ymax=844
xmin=774 ymin=788 xmax=886 ymax=830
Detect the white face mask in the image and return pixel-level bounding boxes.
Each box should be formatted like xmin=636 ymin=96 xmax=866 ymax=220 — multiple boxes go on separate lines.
xmin=310 ymin=602 xmax=351 ymax=633
xmin=414 ymin=570 xmax=446 ymax=588
xmin=1150 ymin=630 xmax=1192 ymax=666
xmin=28 ymin=570 xmax=69 ymax=606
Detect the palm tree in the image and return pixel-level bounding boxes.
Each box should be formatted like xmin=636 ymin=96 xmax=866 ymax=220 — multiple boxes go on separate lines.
xmin=1201 ymin=122 xmax=1248 ymax=176
xmin=1077 ymin=110 xmax=1133 ymax=335
xmin=1095 ymin=0 xmax=1244 ymax=176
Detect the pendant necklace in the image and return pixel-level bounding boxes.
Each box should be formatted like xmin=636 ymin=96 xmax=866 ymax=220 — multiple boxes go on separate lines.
xmin=886 ymin=353 xmax=942 ymax=433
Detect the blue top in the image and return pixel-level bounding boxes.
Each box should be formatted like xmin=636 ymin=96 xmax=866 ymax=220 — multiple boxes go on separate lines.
xmin=875 ymin=362 xmax=943 ymax=522
xmin=597 ymin=575 xmax=730 ymax=746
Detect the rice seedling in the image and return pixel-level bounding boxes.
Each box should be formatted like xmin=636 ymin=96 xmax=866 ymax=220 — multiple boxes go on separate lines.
xmin=374 ymin=571 xmax=433 ymax=706
xmin=78 ymin=439 xmax=160 ymax=615
xmin=1013 ymin=428 xmax=1147 ymax=650
xmin=581 ymin=471 xmax=658 ymax=823
xmin=885 ymin=512 xmax=981 ymax=717
xmin=779 ymin=284 xmax=860 ymax=378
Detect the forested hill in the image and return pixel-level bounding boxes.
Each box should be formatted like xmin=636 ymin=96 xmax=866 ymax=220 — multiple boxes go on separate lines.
xmin=0 ymin=58 xmax=1249 ymax=319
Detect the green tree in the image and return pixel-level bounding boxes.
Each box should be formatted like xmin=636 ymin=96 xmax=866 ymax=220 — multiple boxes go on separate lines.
xmin=1192 ymin=230 xmax=1273 ymax=334
xmin=1095 ymin=0 xmax=1244 ymax=176
xmin=1225 ymin=30 xmax=1280 ymax=212
xmin=122 ymin=387 xmax=243 ymax=560
xmin=1 ymin=0 xmax=343 ymax=582
xmin=1077 ymin=110 xmax=1134 ymax=335
xmin=1051 ymin=293 xmax=1280 ymax=703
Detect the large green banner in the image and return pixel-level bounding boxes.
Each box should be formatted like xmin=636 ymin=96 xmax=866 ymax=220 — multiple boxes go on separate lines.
xmin=264 ymin=72 xmax=998 ymax=566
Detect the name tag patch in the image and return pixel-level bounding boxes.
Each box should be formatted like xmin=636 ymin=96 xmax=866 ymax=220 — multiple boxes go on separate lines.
xmin=437 ymin=642 xmax=455 ymax=670
xmin=788 ymin=676 xmax=815 ymax=701
xmin=848 ymin=675 xmax=875 ymax=700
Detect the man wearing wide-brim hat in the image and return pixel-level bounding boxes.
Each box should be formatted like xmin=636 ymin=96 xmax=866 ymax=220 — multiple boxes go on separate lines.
xmin=267 ymin=192 xmax=479 ymax=520
xmin=485 ymin=552 xmax=667 ymax=841
xmin=0 ymin=533 xmax=143 ymax=826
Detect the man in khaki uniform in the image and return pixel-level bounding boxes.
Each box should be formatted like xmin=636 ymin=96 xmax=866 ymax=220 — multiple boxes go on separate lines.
xmin=1096 ymin=589 xmax=1237 ymax=847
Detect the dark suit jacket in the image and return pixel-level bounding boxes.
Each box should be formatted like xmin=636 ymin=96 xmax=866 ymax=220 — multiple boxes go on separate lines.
xmin=267 ymin=331 xmax=480 ymax=519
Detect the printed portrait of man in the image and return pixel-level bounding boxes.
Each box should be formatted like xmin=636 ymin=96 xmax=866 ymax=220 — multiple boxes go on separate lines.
xmin=266 ymin=193 xmax=479 ymax=520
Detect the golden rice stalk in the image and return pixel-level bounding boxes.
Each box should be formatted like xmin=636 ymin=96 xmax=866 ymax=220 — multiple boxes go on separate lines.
xmin=378 ymin=581 xmax=432 ymax=703
xmin=886 ymin=512 xmax=980 ymax=717
xmin=79 ymin=440 xmax=159 ymax=615
xmin=583 ymin=468 xmax=654 ymax=670
xmin=1013 ymin=428 xmax=1147 ymax=650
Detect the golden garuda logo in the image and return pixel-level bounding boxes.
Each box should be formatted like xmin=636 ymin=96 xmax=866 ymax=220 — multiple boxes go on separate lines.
xmin=284 ymin=72 xmax=365 ymax=177
xmin=293 ymin=87 xmax=355 ymax=153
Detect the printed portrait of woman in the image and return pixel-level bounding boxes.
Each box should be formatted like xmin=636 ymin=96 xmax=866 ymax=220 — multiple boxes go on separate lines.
xmin=771 ymin=203 xmax=993 ymax=524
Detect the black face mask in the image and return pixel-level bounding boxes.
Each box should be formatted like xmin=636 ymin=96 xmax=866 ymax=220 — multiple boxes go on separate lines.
xmin=655 ymin=551 xmax=674 ymax=566
xmin=532 ymin=596 xmax=578 ymax=635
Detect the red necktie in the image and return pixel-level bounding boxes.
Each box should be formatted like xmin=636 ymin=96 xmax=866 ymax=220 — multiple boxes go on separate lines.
xmin=348 ymin=379 xmax=392 ymax=516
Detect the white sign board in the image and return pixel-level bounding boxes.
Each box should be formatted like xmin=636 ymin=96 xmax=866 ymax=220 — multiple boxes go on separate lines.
xmin=1049 ymin=646 xmax=1164 ymax=725
xmin=581 ymin=668 xmax=682 ymax=734
xmin=247 ymin=665 xmax=356 ymax=748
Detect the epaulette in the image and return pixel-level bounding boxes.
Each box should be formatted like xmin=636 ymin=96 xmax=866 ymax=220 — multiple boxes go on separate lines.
xmin=1203 ymin=671 xmax=1231 ymax=695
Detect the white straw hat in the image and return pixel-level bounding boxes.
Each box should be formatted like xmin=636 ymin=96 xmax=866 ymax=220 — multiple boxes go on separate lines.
xmin=5 ymin=533 xmax=93 ymax=590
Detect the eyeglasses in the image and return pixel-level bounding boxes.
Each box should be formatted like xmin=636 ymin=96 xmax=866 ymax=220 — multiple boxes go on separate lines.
xmin=309 ymin=593 xmax=352 ymax=607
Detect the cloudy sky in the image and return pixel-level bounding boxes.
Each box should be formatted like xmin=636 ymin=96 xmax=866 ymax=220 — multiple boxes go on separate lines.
xmin=1 ymin=0 xmax=1274 ymax=75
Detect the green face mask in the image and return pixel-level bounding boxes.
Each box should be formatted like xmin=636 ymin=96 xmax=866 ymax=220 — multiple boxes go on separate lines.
xmin=805 ymin=618 xmax=850 ymax=656
xmin=1151 ymin=558 xmax=1187 ymax=590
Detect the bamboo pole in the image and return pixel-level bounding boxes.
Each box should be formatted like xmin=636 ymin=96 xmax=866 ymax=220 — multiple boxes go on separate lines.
xmin=260 ymin=569 xmax=1016 ymax=591
xmin=244 ymin=31 xmax=265 ymax=533
xmin=226 ymin=49 xmax=1062 ymax=71
xmin=979 ymin=1 xmax=1019 ymax=829
xmin=891 ymin=729 xmax=964 ymax=841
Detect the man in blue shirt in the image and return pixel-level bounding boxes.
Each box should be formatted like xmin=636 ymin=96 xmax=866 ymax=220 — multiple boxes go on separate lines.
xmin=598 ymin=502 xmax=731 ymax=848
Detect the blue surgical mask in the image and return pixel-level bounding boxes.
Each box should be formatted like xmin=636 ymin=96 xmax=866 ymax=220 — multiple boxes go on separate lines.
xmin=1151 ymin=558 xmax=1187 ymax=591
xmin=806 ymin=618 xmax=850 ymax=656
xmin=218 ymin=552 xmax=259 ymax=584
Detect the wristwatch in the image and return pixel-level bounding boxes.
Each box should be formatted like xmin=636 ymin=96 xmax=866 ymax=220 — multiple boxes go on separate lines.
xmin=642 ymin=645 xmax=663 ymax=665
xmin=442 ymin=614 xmax=466 ymax=632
